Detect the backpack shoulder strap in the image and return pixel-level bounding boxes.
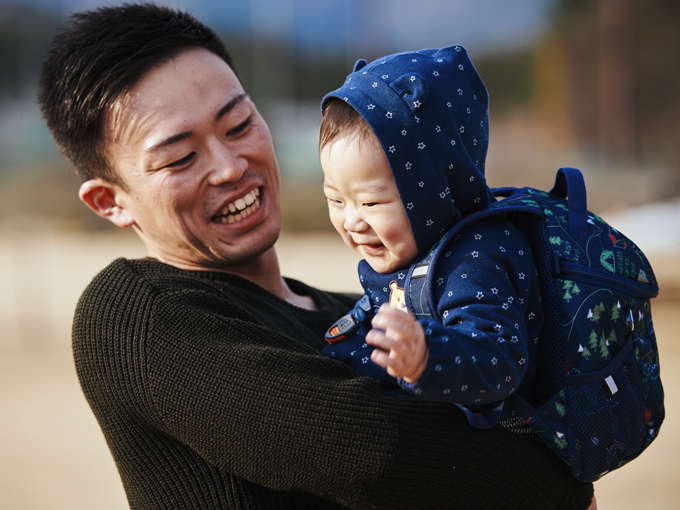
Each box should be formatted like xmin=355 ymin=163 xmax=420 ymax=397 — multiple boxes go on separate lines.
xmin=405 ymin=190 xmax=544 ymax=321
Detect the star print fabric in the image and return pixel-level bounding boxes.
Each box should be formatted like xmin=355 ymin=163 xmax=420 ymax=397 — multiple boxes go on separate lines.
xmin=323 ymin=217 xmax=543 ymax=425
xmin=321 ymin=45 xmax=494 ymax=256
xmin=402 ymin=218 xmax=543 ymax=411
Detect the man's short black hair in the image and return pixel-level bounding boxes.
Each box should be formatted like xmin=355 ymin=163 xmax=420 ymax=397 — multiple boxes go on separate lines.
xmin=37 ymin=2 xmax=235 ymax=186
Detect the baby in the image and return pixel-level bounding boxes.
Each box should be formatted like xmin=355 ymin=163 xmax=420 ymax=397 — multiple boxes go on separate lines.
xmin=319 ymin=45 xmax=543 ymax=428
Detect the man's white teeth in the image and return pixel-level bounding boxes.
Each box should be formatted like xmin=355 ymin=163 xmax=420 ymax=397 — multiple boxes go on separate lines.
xmin=217 ymin=188 xmax=261 ymax=223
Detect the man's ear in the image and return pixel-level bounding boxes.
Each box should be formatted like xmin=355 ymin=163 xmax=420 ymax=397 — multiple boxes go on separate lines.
xmin=79 ymin=179 xmax=135 ymax=228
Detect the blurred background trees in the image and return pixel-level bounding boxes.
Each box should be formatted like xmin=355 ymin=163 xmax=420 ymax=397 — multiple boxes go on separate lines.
xmin=550 ymin=0 xmax=680 ymax=173
xmin=0 ymin=0 xmax=678 ymax=231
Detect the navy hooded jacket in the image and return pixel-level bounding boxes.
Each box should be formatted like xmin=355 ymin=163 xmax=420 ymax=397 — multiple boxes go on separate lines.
xmin=321 ymin=46 xmax=543 ymax=426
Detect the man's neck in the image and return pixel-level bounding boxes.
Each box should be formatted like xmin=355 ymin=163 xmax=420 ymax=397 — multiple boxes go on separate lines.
xmin=227 ymin=248 xmax=318 ymax=311
xmin=211 ymin=250 xmax=318 ymax=311
xmin=153 ymin=246 xmax=317 ymax=310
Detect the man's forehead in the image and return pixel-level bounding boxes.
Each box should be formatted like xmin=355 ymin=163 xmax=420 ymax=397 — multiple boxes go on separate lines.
xmin=103 ymin=48 xmax=244 ymax=147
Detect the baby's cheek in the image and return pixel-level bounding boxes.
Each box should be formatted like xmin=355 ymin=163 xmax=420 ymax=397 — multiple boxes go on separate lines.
xmin=339 ymin=231 xmax=358 ymax=251
xmin=328 ymin=213 xmax=345 ymax=234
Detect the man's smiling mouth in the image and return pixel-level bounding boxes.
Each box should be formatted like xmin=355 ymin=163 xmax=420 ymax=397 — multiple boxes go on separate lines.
xmin=214 ymin=187 xmax=261 ymax=224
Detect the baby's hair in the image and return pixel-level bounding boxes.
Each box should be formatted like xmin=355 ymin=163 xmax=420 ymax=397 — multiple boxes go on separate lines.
xmin=319 ymin=98 xmax=377 ymax=152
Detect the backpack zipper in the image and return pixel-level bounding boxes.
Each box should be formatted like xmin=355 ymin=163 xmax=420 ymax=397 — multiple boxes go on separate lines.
xmin=558 ymin=261 xmax=659 ymax=299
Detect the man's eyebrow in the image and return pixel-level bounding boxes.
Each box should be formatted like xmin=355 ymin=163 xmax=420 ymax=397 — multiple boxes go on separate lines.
xmin=215 ymin=93 xmax=248 ymax=121
xmin=147 ymin=131 xmax=193 ymax=153
xmin=146 ymin=93 xmax=249 ymax=153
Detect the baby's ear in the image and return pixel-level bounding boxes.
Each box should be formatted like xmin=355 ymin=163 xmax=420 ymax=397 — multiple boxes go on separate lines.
xmin=79 ymin=179 xmax=135 ymax=228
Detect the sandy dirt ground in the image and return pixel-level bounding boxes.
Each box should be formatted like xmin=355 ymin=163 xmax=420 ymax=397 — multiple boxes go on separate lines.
xmin=0 ymin=227 xmax=677 ymax=509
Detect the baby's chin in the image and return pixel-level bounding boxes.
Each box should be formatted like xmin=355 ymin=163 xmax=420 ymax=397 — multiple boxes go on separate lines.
xmin=364 ymin=254 xmax=417 ymax=275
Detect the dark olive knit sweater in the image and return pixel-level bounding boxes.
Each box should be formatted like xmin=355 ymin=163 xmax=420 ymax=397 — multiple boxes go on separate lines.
xmin=72 ymin=258 xmax=593 ymax=510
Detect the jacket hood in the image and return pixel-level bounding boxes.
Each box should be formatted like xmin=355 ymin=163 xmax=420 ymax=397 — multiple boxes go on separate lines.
xmin=322 ymin=45 xmax=494 ymax=255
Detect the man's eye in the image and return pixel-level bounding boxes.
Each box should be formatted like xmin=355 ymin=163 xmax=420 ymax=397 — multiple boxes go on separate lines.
xmin=228 ymin=117 xmax=252 ymax=136
xmin=166 ymin=153 xmax=195 ymax=168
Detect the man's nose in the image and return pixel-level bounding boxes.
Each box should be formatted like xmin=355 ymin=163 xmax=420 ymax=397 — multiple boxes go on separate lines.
xmin=207 ymin=140 xmax=248 ymax=185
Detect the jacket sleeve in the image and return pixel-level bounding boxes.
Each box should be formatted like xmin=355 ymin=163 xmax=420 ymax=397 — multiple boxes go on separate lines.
xmin=399 ymin=220 xmax=541 ymax=407
xmin=321 ymin=295 xmax=404 ymax=395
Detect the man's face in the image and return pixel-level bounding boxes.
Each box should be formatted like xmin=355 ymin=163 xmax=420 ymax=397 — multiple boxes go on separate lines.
xmin=321 ymin=135 xmax=418 ymax=274
xmin=103 ymin=48 xmax=281 ymax=270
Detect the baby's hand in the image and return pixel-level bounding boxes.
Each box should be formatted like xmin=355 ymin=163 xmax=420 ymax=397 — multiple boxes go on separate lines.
xmin=366 ymin=303 xmax=429 ymax=383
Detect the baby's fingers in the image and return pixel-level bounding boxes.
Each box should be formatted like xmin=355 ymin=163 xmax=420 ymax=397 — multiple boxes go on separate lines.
xmin=369 ymin=347 xmax=390 ymax=371
xmin=365 ymin=327 xmax=397 ymax=352
xmin=366 ymin=325 xmax=412 ymax=357
xmin=370 ymin=348 xmax=409 ymax=378
xmin=371 ymin=304 xmax=414 ymax=330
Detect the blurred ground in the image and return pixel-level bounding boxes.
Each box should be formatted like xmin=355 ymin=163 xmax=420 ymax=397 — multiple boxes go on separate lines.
xmin=0 ymin=225 xmax=677 ymax=509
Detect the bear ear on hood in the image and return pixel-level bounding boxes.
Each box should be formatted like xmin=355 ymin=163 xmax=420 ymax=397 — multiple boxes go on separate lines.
xmin=353 ymin=59 xmax=368 ymax=72
xmin=390 ymin=73 xmax=429 ymax=113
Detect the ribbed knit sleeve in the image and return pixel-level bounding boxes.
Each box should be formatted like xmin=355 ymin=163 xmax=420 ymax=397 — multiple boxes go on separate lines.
xmin=73 ymin=258 xmax=593 ymax=510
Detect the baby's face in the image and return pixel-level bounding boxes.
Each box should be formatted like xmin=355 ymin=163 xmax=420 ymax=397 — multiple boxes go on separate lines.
xmin=321 ymin=135 xmax=418 ymax=274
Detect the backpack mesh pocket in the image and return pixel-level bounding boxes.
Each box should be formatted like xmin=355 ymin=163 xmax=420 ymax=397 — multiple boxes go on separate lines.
xmin=564 ymin=339 xmax=647 ymax=481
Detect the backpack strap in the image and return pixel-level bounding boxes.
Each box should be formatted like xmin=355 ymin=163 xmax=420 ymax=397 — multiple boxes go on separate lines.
xmin=407 ymin=167 xmax=590 ymax=322
xmin=406 ymin=236 xmax=445 ymax=320
xmin=453 ymin=402 xmax=505 ymax=430
xmin=405 ymin=197 xmax=544 ymax=322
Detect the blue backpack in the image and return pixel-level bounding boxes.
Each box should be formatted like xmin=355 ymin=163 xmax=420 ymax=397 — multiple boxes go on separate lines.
xmin=406 ymin=167 xmax=664 ymax=482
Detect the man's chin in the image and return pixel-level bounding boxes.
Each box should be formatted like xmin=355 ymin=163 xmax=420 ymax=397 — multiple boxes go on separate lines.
xmin=145 ymin=232 xmax=279 ymax=272
xmin=211 ymin=224 xmax=281 ymax=267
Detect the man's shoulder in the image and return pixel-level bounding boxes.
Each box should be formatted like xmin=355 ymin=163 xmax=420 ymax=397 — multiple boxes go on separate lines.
xmin=84 ymin=257 xmax=183 ymax=295
xmin=86 ymin=257 xmax=224 ymax=292
xmin=89 ymin=256 xmax=157 ymax=279
xmin=77 ymin=257 xmax=215 ymax=317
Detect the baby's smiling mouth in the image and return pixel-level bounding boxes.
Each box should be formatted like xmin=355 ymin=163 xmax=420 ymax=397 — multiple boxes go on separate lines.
xmin=360 ymin=242 xmax=385 ymax=254
xmin=213 ymin=187 xmax=261 ymax=224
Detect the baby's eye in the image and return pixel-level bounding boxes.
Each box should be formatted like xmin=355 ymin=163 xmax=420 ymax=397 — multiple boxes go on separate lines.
xmin=364 ymin=202 xmax=378 ymax=207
